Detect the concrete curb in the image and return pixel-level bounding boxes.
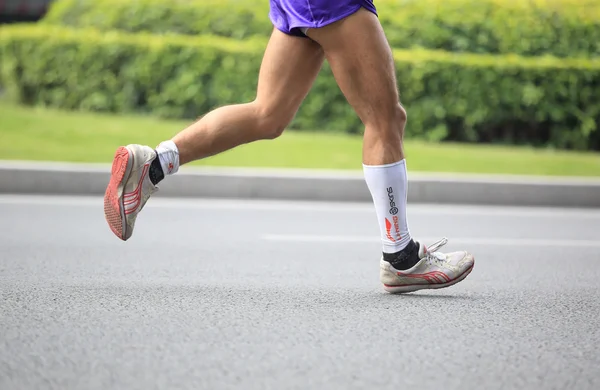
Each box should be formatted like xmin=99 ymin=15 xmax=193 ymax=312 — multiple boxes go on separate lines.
xmin=1 ymin=160 xmax=600 ymax=208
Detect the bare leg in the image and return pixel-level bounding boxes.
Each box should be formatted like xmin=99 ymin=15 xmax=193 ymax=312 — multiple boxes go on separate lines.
xmin=304 ymin=9 xmax=475 ymax=292
xmin=306 ymin=8 xmax=414 ymax=263
xmin=305 ymin=8 xmax=406 ymax=166
xmin=171 ymin=29 xmax=324 ymax=165
xmin=104 ymin=28 xmax=324 ymax=241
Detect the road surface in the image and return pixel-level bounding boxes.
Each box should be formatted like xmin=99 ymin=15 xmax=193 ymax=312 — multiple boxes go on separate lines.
xmin=1 ymin=194 xmax=599 ymax=390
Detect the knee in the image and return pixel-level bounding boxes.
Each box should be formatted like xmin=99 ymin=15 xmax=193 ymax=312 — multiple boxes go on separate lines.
xmin=260 ymin=118 xmax=287 ymax=140
xmin=383 ymin=103 xmax=408 ymax=138
xmin=394 ymin=103 xmax=408 ymax=135
xmin=397 ymin=103 xmax=407 ymax=123
xmin=253 ymin=102 xmax=294 ymax=140
xmin=367 ymin=103 xmax=407 ymax=138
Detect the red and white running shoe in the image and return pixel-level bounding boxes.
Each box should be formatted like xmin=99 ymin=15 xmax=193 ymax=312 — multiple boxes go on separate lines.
xmin=380 ymin=237 xmax=474 ymax=293
xmin=103 ymin=144 xmax=158 ymax=241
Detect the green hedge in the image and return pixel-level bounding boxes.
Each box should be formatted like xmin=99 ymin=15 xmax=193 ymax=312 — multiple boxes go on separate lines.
xmin=1 ymin=25 xmax=600 ymax=150
xmin=43 ymin=0 xmax=272 ymax=40
xmin=43 ymin=0 xmax=600 ymax=58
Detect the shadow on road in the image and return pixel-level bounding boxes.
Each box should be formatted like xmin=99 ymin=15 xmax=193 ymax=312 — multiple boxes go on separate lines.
xmin=380 ymin=292 xmax=477 ymax=300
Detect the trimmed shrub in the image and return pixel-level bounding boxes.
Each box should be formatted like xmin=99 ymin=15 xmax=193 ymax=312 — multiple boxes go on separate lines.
xmin=42 ymin=0 xmax=272 ymax=40
xmin=380 ymin=0 xmax=600 ymax=58
xmin=42 ymin=0 xmax=600 ymax=58
xmin=1 ymin=25 xmax=599 ymax=150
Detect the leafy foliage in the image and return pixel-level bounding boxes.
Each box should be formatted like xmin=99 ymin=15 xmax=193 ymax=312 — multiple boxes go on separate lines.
xmin=2 ymin=25 xmax=599 ymax=149
xmin=43 ymin=0 xmax=600 ymax=57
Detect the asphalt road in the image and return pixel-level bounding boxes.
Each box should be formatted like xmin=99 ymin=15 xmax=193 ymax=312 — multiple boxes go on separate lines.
xmin=1 ymin=194 xmax=599 ymax=390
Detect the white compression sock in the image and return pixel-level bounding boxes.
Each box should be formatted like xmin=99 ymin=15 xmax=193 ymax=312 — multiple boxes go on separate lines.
xmin=363 ymin=159 xmax=412 ymax=253
xmin=155 ymin=140 xmax=180 ymax=176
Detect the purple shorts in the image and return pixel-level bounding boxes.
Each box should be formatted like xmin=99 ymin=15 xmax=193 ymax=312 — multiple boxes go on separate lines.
xmin=269 ymin=0 xmax=378 ymax=37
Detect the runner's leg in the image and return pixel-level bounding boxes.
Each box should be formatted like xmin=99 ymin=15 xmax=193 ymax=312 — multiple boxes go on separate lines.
xmin=155 ymin=28 xmax=325 ymax=176
xmin=306 ymin=7 xmax=474 ymax=292
xmin=104 ymin=29 xmax=324 ymax=240
xmin=306 ymin=8 xmax=413 ymax=263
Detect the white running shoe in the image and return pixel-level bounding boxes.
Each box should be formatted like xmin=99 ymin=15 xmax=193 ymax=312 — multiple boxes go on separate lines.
xmin=380 ymin=238 xmax=474 ymax=293
xmin=104 ymin=144 xmax=158 ymax=241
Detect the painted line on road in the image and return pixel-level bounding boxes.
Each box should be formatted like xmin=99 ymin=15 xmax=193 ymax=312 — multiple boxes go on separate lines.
xmin=1 ymin=194 xmax=600 ymax=219
xmin=262 ymin=234 xmax=600 ymax=248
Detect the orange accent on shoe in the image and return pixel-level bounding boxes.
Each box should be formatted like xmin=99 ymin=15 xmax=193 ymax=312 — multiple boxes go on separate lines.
xmin=104 ymin=147 xmax=130 ymax=240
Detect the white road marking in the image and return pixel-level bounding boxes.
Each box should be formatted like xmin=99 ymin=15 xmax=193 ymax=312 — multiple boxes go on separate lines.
xmin=262 ymin=234 xmax=600 ymax=248
xmin=1 ymin=195 xmax=598 ymax=247
xmin=1 ymin=194 xmax=600 ymax=219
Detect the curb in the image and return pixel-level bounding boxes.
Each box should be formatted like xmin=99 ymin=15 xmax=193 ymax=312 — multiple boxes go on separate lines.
xmin=1 ymin=160 xmax=599 ymax=208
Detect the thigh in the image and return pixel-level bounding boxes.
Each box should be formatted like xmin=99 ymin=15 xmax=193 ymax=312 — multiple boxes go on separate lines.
xmin=255 ymin=28 xmax=325 ymax=122
xmin=305 ymin=7 xmax=400 ymax=125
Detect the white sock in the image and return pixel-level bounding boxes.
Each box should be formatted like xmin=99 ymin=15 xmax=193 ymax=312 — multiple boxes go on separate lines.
xmin=155 ymin=140 xmax=180 ymax=176
xmin=363 ymin=159 xmax=411 ymax=253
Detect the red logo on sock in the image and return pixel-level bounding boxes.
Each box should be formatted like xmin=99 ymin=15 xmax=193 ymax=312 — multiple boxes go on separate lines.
xmin=168 ymin=162 xmax=174 ymax=173
xmin=385 ymin=217 xmax=402 ymax=243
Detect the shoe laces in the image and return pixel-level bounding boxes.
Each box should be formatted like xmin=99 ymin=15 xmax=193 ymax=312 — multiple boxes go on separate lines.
xmin=423 ymin=237 xmax=448 ymax=265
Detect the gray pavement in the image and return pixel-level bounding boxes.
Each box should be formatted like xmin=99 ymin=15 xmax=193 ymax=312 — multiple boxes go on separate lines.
xmin=1 ymin=195 xmax=599 ymax=390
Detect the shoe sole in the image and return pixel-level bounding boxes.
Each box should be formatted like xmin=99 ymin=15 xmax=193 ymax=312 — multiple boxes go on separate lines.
xmin=104 ymin=146 xmax=133 ymax=241
xmin=383 ymin=261 xmax=475 ymax=294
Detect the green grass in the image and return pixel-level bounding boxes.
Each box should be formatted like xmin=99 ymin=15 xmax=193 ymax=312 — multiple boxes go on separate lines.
xmin=1 ymin=102 xmax=599 ymax=177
